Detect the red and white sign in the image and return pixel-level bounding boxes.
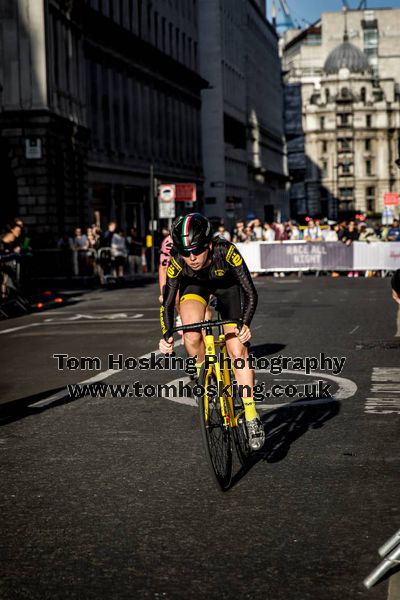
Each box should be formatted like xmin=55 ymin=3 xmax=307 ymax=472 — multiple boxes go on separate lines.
xmin=159 ymin=184 xmax=176 ymax=202
xmin=175 ymin=183 xmax=197 ymax=202
xmin=384 ymin=192 xmax=399 ymax=206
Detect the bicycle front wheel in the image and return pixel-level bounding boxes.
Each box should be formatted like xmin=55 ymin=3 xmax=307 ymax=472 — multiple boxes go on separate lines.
xmin=198 ymin=368 xmax=233 ymax=491
xmin=232 ymin=393 xmax=251 ymax=465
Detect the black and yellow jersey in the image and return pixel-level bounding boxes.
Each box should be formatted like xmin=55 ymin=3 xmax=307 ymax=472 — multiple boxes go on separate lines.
xmin=160 ymin=238 xmax=258 ymax=338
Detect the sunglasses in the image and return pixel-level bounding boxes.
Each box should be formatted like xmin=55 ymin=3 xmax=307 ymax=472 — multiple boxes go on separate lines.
xmin=179 ymin=245 xmax=208 ymax=258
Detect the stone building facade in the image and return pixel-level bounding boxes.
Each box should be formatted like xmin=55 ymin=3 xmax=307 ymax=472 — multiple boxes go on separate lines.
xmin=282 ymin=8 xmax=400 ymax=219
xmin=0 ymin=0 xmax=206 ymax=238
xmin=199 ymin=0 xmax=288 ymax=225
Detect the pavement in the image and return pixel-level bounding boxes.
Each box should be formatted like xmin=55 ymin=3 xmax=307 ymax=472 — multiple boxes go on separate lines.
xmin=0 ymin=275 xmax=399 ymax=599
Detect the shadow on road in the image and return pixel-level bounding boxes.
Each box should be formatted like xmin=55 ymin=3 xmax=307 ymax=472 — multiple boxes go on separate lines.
xmin=250 ymin=342 xmax=286 ymax=357
xmin=230 ymin=398 xmax=341 ymax=489
xmin=0 ymin=387 xmax=74 ymax=426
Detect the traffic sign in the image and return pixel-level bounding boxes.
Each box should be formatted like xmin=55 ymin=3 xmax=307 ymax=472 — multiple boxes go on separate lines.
xmin=159 ymin=184 xmax=176 ymax=202
xmin=384 ymin=192 xmax=399 ymax=206
xmin=175 ymin=183 xmax=196 ymax=202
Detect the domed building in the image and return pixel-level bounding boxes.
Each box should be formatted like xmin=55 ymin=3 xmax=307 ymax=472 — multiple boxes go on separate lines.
xmin=282 ymin=8 xmax=400 ymax=219
xmin=323 ymin=36 xmax=372 ymax=76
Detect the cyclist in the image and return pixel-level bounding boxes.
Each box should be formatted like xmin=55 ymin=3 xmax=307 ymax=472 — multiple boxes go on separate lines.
xmin=158 ymin=213 xmax=265 ymax=450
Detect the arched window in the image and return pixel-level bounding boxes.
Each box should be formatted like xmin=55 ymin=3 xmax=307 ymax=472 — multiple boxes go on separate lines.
xmin=341 ymin=87 xmax=349 ymax=98
xmin=325 ymin=88 xmax=330 ymax=103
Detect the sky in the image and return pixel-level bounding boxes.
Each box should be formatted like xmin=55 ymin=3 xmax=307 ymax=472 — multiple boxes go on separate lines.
xmin=266 ymin=0 xmax=400 ymax=27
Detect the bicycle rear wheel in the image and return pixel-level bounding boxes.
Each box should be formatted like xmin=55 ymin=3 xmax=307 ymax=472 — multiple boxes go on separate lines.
xmin=198 ymin=368 xmax=233 ymax=491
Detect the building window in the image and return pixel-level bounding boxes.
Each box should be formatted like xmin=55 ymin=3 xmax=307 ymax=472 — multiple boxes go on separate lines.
xmin=321 ymin=160 xmax=328 ymax=178
xmin=325 ymin=89 xmax=330 ymax=103
xmin=175 ymin=28 xmax=180 ymax=61
xmin=366 ymin=114 xmax=372 ymax=127
xmin=339 ymin=187 xmax=353 ymax=200
xmin=366 ymin=186 xmax=375 ymax=211
xmin=338 ymin=113 xmax=350 ymax=127
xmin=320 ymin=116 xmax=325 ymax=130
xmin=169 ymin=23 xmax=173 ymax=55
xmin=366 ymin=159 xmax=372 ymax=175
xmin=338 ymin=138 xmax=351 ymax=152
xmin=342 ymin=161 xmax=351 ymax=175
xmin=365 ymin=139 xmax=371 ymax=151
xmin=322 ymin=140 xmax=328 ymax=153
xmin=182 ymin=33 xmax=186 ymax=65
xmin=305 ymin=32 xmax=322 ymax=45
xmin=361 ymin=87 xmax=366 ymax=103
xmin=363 ymin=28 xmax=379 ymax=76
xmin=161 ymin=17 xmax=166 ymax=51
xmin=154 ymin=12 xmax=159 ymax=47
xmin=138 ymin=0 xmax=142 ymax=37
xmin=188 ymin=37 xmax=192 ymax=68
xmin=147 ymin=4 xmax=152 ymax=39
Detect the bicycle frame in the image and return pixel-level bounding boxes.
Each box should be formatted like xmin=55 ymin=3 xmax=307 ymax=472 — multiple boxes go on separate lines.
xmin=171 ymin=319 xmax=244 ymax=431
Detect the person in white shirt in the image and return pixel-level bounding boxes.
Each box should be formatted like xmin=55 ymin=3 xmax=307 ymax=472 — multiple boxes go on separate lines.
xmin=263 ymin=222 xmax=276 ymax=242
xmin=213 ymin=225 xmax=231 ymax=242
xmin=323 ymin=225 xmax=339 ymax=242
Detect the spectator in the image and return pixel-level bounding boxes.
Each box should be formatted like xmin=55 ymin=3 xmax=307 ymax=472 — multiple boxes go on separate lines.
xmin=0 ymin=226 xmax=22 ymax=299
xmin=72 ymin=227 xmax=89 ymax=276
xmin=359 ymin=225 xmax=379 ymax=243
xmin=341 ymin=221 xmax=360 ymax=278
xmin=102 ymin=221 xmax=117 ymax=247
xmin=337 ymin=221 xmax=347 ymax=241
xmin=263 ymin=222 xmax=275 ymax=242
xmin=323 ymin=225 xmax=339 ymax=242
xmin=273 ymin=222 xmax=288 ymax=241
xmin=232 ymin=220 xmax=247 ymax=243
xmin=214 ymin=224 xmax=231 ymax=242
xmin=303 ymin=219 xmax=323 ymax=242
xmin=1 ymin=225 xmax=22 ymax=253
xmin=341 ymin=221 xmax=359 ymax=246
xmin=111 ymin=229 xmax=128 ymax=278
xmin=127 ymin=227 xmax=145 ymax=274
xmin=244 ymin=224 xmax=256 ymax=242
xmin=248 ymin=218 xmax=263 ymax=241
xmin=286 ymin=220 xmax=301 ymax=240
xmin=387 ymin=219 xmax=400 ymax=241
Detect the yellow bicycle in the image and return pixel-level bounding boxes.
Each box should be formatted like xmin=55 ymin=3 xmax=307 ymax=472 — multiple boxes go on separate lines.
xmin=170 ymin=319 xmax=251 ymax=491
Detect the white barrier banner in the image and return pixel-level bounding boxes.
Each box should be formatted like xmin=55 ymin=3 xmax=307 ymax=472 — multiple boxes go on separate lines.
xmin=353 ymin=242 xmax=400 ymax=270
xmin=236 ymin=241 xmax=400 ymax=272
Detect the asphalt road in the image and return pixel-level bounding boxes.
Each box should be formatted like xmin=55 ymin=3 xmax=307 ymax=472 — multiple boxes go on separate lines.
xmin=0 ymin=276 xmax=399 ymax=600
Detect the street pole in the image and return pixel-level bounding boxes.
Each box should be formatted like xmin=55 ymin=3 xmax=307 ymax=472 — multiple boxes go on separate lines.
xmin=150 ymin=163 xmax=155 ymax=273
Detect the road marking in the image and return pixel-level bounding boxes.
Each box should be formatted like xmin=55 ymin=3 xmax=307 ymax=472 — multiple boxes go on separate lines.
xmin=388 ymin=573 xmax=400 ymax=600
xmin=349 ymin=325 xmax=359 ymax=335
xmin=32 ymin=307 xmax=160 ymax=315
xmin=0 ymin=323 xmax=40 ymax=335
xmin=27 ymin=341 xmax=183 ymax=409
xmin=161 ymin=370 xmax=357 ymax=409
xmin=365 ymin=368 xmax=400 ymax=414
xmin=43 ymin=313 xmax=144 ymax=322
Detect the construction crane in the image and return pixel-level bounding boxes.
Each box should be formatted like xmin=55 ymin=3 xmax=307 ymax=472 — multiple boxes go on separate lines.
xmin=271 ymin=0 xmax=295 ymax=32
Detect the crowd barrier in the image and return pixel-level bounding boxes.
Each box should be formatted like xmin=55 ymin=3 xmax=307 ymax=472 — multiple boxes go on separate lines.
xmin=236 ymin=241 xmax=400 ymax=273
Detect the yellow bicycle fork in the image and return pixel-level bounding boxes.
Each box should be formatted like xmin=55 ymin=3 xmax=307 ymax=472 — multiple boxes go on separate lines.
xmin=203 ymin=332 xmax=244 ymax=429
